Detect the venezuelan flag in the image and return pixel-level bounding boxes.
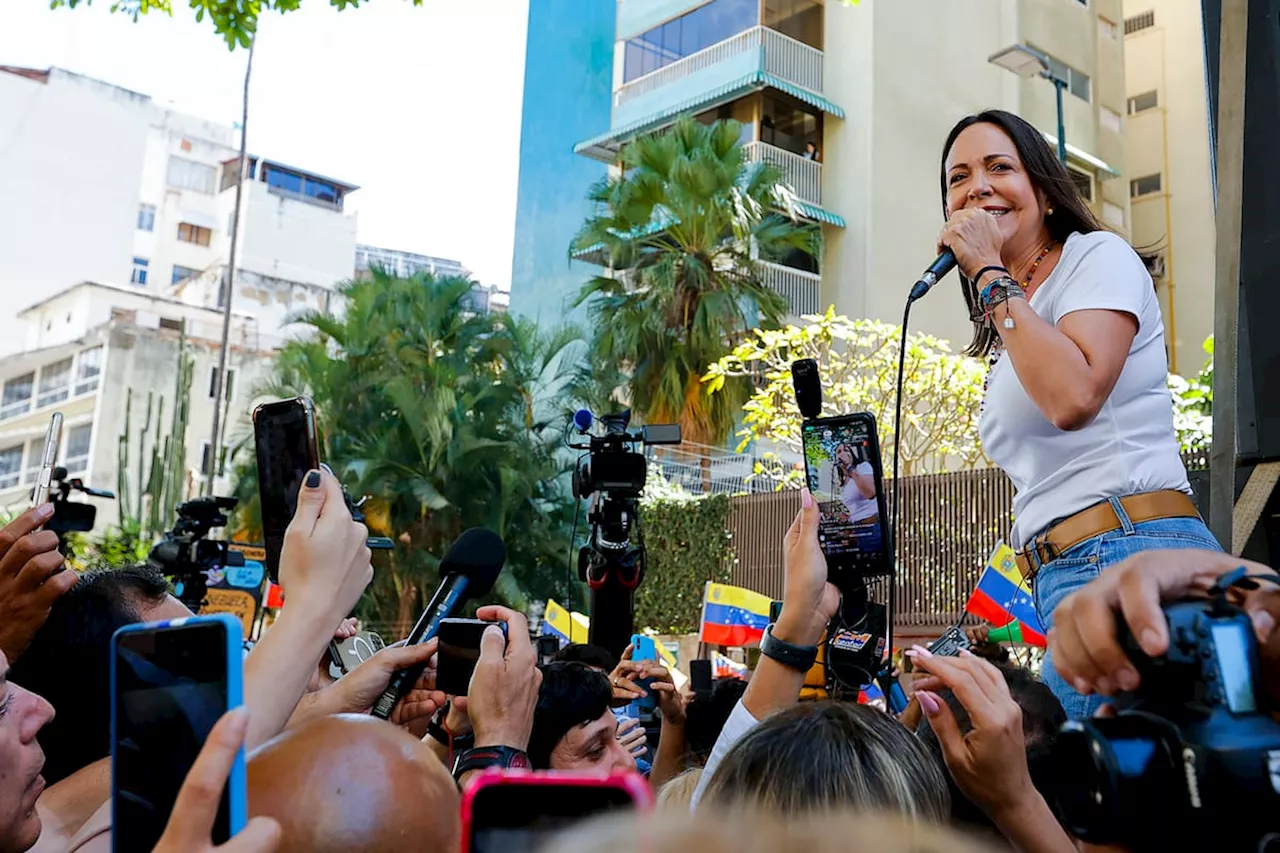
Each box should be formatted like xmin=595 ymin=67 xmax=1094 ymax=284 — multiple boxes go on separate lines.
xmin=700 ymin=581 xmax=772 ymax=647
xmin=858 ymin=680 xmax=885 ymax=706
xmin=541 ymin=599 xmax=589 ymax=646
xmin=964 ymin=542 xmax=1047 ymax=647
xmin=712 ymin=651 xmax=748 ymax=680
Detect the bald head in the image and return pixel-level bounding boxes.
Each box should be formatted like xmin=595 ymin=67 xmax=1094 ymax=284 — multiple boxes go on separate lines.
xmin=248 ymin=714 xmax=459 ymax=852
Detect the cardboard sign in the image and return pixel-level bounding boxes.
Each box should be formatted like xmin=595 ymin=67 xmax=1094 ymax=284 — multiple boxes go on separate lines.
xmin=201 ymin=588 xmax=258 ymax=636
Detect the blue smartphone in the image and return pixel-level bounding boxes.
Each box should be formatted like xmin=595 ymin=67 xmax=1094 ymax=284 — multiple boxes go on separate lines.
xmin=627 ymin=634 xmax=658 ymax=716
xmin=111 ymin=613 xmax=246 ymax=852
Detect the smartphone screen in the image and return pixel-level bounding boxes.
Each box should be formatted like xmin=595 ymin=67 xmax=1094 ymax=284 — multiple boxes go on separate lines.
xmin=112 ymin=617 xmax=242 ymax=852
xmin=437 ymin=619 xmax=504 ymax=696
xmin=802 ymin=414 xmax=890 ymax=578
xmin=465 ymin=774 xmax=648 ymax=853
xmin=328 ymin=631 xmax=386 ymax=677
xmin=253 ymin=398 xmax=319 ymax=583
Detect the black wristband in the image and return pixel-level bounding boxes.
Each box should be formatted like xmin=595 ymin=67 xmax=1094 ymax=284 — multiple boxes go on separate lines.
xmin=427 ymin=703 xmax=474 ymax=752
xmin=452 ymin=745 xmax=531 ymax=783
xmin=973 ymin=265 xmax=1010 ymax=283
xmin=760 ymin=623 xmax=819 ymax=672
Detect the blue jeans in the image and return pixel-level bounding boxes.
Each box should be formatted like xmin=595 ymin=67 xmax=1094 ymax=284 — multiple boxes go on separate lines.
xmin=1032 ymin=498 xmax=1222 ymax=719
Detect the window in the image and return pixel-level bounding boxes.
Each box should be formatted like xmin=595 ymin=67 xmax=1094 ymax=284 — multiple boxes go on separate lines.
xmin=763 ymin=0 xmax=823 ymax=49
xmin=177 ymin=223 xmax=212 ymax=246
xmin=0 ymin=446 xmax=21 ymax=490
xmin=159 ymin=317 xmax=184 ymax=332
xmin=1068 ymin=167 xmax=1095 ymax=202
xmin=36 ymin=358 xmax=72 ymax=408
xmin=1125 ymin=10 xmax=1155 ymax=34
xmin=1128 ymin=90 xmax=1159 ymax=114
xmin=130 ymin=257 xmax=149 ymax=286
xmin=1042 ymin=52 xmax=1091 ymax=102
xmin=172 ymin=265 xmax=199 ymax=285
xmin=1098 ymin=16 xmax=1118 ymax=39
xmin=261 ymin=165 xmax=345 ymax=209
xmin=759 ymin=93 xmax=822 ymax=154
xmin=1103 ymin=201 xmax=1125 ymax=228
xmin=75 ymin=347 xmax=102 ymax=396
xmin=1130 ymin=173 xmax=1162 ymax=197
xmin=1101 ymin=106 xmax=1122 ymax=132
xmin=208 ymin=366 xmax=237 ymax=402
xmin=63 ymin=424 xmax=92 ymax=475
xmin=200 ymin=441 xmax=223 ymax=477
xmin=622 ymin=0 xmax=760 ymax=83
xmin=137 ymin=204 xmax=156 ymax=232
xmin=167 ymin=156 xmax=217 ymax=194
xmin=1 ymin=373 xmax=33 ymax=420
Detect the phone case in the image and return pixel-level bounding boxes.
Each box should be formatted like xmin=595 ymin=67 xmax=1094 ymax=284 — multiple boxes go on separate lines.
xmin=252 ymin=397 xmax=319 ymax=582
xmin=111 ymin=613 xmax=247 ymax=849
xmin=459 ymin=769 xmax=653 ymax=853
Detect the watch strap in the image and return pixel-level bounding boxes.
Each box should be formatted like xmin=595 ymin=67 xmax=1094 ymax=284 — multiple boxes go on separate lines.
xmin=427 ymin=703 xmax=475 ymax=752
xmin=760 ymin=623 xmax=819 ymax=672
xmin=452 ymin=745 xmax=531 ymax=782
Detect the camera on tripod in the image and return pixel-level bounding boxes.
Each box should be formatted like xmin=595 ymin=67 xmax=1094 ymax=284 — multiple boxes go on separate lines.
xmin=568 ymin=409 xmax=679 ymax=656
xmin=44 ymin=466 xmax=115 ymax=544
xmin=148 ymin=495 xmax=245 ymax=612
xmin=1050 ymin=572 xmax=1280 ymax=853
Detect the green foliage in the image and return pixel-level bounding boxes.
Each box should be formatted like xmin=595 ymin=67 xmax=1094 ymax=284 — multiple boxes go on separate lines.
xmin=572 ymin=117 xmax=820 ymax=450
xmin=634 ymin=491 xmax=735 ymax=634
xmin=1169 ymin=335 xmax=1214 ymax=453
xmin=705 ymin=309 xmax=988 ymax=482
xmin=230 ymin=270 xmax=588 ymax=630
xmin=67 ymin=520 xmax=152 ymax=572
xmin=50 ymin=0 xmax=422 ymax=49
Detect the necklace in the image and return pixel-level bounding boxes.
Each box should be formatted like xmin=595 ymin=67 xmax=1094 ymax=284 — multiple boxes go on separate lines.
xmin=980 ymin=240 xmax=1055 ymax=415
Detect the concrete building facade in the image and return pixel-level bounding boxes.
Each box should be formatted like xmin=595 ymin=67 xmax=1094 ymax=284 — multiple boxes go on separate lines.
xmin=1122 ymin=2 xmax=1216 ymax=374
xmin=510 ymin=0 xmax=1132 ymax=352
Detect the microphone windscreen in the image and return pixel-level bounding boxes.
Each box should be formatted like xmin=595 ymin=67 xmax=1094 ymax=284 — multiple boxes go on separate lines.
xmin=439 ymin=527 xmax=506 ymax=596
xmin=573 ymin=409 xmax=594 ymax=432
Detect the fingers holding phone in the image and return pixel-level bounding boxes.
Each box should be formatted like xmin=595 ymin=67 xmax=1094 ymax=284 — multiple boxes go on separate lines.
xmin=615 ymin=717 xmax=647 ymax=759
xmin=278 ymin=468 xmax=372 ymax=619
xmin=0 ymin=505 xmax=72 ymax=662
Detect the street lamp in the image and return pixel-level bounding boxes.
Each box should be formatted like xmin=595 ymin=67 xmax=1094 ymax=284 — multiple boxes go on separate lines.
xmin=988 ymin=43 xmax=1068 ymax=166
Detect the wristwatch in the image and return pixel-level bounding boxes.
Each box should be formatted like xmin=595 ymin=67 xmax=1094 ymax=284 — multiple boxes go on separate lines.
xmin=760 ymin=623 xmax=819 ymax=672
xmin=427 ymin=703 xmax=474 ymax=752
xmin=452 ymin=745 xmax=531 ymax=782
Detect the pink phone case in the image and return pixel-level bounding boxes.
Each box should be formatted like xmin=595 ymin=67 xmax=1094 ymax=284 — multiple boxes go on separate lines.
xmin=460 ymin=769 xmax=653 ymax=853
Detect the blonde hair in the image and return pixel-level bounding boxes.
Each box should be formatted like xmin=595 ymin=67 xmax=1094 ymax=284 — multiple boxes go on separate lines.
xmin=543 ymin=810 xmax=1000 ymax=853
xmin=699 ymin=701 xmax=949 ymax=823
xmin=655 ymin=768 xmax=703 ymax=811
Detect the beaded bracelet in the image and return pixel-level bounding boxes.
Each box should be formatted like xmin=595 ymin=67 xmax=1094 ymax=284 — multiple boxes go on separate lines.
xmin=982 ymin=280 xmax=1026 ymax=330
xmin=978 ymin=276 xmax=1018 ymax=309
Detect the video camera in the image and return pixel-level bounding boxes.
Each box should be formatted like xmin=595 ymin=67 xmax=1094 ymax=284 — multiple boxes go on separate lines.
xmin=1051 ymin=569 xmax=1280 ymax=853
xmin=148 ymin=495 xmax=245 ymax=612
xmin=45 ymin=466 xmax=115 ymax=547
xmin=568 ymin=409 xmax=680 ymax=656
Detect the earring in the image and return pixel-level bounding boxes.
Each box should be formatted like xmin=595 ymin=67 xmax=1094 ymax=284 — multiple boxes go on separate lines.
xmin=1047 ymin=207 xmax=1055 ymax=215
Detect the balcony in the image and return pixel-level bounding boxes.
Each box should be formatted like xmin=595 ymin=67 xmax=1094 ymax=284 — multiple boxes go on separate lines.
xmin=743 ymin=141 xmax=820 ymax=206
xmin=759 ymin=261 xmax=821 ymax=315
xmin=615 ymin=26 xmax=823 ymax=111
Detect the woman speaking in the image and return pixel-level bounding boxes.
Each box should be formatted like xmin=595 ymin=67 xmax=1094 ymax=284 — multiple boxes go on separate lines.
xmin=937 ymin=110 xmax=1220 ymax=717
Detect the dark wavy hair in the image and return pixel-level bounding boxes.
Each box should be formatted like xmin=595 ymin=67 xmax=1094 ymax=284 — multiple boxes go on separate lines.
xmin=939 ymin=110 xmax=1106 ymax=358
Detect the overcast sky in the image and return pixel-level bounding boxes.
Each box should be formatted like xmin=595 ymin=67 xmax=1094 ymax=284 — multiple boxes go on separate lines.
xmin=0 ymin=0 xmax=531 ymax=288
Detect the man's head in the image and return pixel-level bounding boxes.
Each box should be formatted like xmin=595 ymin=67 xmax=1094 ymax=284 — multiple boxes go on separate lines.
xmin=8 ymin=565 xmax=190 ymax=784
xmin=553 ymin=643 xmax=618 ymax=674
xmin=528 ymin=662 xmax=635 ymax=774
xmin=0 ymin=651 xmax=55 ymax=853
xmin=248 ymin=714 xmax=459 ymax=852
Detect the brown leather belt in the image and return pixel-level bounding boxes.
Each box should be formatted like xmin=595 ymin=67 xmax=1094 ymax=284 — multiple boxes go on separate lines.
xmin=1015 ymin=490 xmax=1201 ymax=582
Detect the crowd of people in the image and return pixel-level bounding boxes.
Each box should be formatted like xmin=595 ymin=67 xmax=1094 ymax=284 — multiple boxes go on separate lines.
xmin=0 ymin=465 xmax=1276 ymax=852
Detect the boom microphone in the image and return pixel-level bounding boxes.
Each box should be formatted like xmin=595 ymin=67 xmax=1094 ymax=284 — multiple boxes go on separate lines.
xmin=907 ymin=249 xmax=957 ymax=302
xmin=370 ymin=527 xmax=506 ymax=719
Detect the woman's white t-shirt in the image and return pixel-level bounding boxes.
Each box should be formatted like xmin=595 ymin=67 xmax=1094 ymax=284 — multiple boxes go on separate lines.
xmin=979 ymin=230 xmax=1190 ymax=548
xmin=841 ymin=461 xmax=879 ymax=521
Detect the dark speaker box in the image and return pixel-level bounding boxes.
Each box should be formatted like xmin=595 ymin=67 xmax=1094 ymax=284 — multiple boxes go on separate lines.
xmin=1201 ymin=0 xmax=1280 ymax=462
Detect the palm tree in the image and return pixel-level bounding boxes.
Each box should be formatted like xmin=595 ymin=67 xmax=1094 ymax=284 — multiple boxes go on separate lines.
xmin=230 ymin=270 xmax=588 ymax=633
xmin=571 ymin=116 xmax=820 ymax=457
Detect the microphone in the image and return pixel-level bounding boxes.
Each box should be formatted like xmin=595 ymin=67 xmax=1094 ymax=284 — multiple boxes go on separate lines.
xmin=907 ymin=249 xmax=957 ymax=302
xmin=573 ymin=409 xmax=594 ymax=432
xmin=370 ymin=528 xmax=506 ymax=719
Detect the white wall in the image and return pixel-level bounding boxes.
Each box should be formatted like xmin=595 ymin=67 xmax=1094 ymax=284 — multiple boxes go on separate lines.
xmin=0 ymin=69 xmax=150 ymax=354
xmin=236 ymin=182 xmax=358 ymax=290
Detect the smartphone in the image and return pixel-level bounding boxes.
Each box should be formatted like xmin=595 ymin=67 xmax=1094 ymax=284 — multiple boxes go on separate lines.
xmin=690 ymin=658 xmax=713 ymax=699
xmin=801 ymin=412 xmax=891 ymax=581
xmin=625 ymin=634 xmax=657 ymax=716
xmin=791 ymin=358 xmax=822 ymax=419
xmin=437 ymin=619 xmax=507 ymax=696
xmin=31 ymin=412 xmax=63 ymax=507
xmin=253 ymin=397 xmax=320 ymax=583
xmin=461 ymin=769 xmax=653 ymax=853
xmin=111 ymin=614 xmax=245 ymax=852
xmin=328 ymin=630 xmax=386 ymax=677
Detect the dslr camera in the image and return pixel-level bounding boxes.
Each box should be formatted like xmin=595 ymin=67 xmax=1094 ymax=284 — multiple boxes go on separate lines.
xmin=1051 ymin=581 xmax=1280 ymax=852
xmin=148 ymin=495 xmax=245 ymax=611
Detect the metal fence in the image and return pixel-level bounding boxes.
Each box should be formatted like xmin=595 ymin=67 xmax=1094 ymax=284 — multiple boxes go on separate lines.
xmin=727 ymin=452 xmax=1208 ymax=630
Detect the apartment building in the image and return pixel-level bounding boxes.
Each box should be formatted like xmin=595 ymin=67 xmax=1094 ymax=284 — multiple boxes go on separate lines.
xmin=0 ymin=282 xmax=278 ymax=523
xmin=510 ymin=0 xmax=1131 ymax=351
xmin=0 ymin=65 xmax=359 ymax=353
xmin=1123 ymin=3 xmax=1215 ymax=374
xmin=355 ymin=245 xmax=471 ymax=281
